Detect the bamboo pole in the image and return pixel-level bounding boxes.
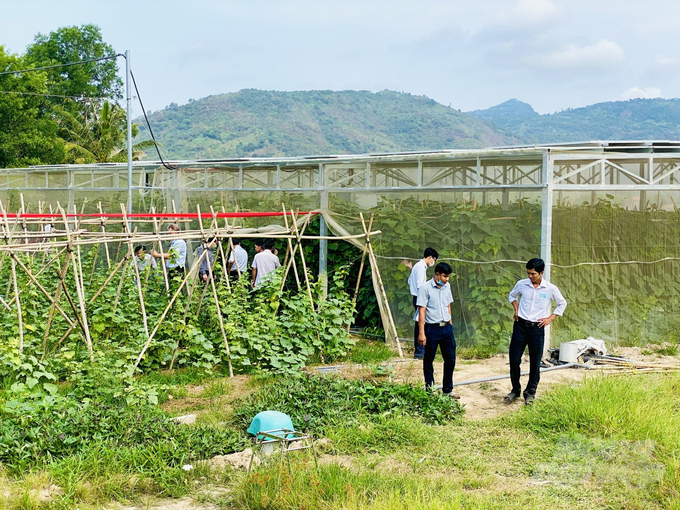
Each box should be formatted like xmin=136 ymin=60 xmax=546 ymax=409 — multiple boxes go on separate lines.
xmin=98 ymin=202 xmax=111 ymax=269
xmin=133 ymin=247 xmax=210 ymax=369
xmin=360 ymin=212 xmax=402 ymax=358
xmin=290 ymin=209 xmax=315 ymax=312
xmin=0 ymin=201 xmax=23 ymax=351
xmin=42 ymin=254 xmax=72 ymax=348
xmin=50 ymin=254 xmax=130 ymax=347
xmin=121 ymin=204 xmax=150 ymax=340
xmin=347 ymin=213 xmax=374 ymax=333
xmin=280 ymin=205 xmax=301 ymax=291
xmin=58 ymin=204 xmax=93 ymax=359
xmin=12 ymin=254 xmax=77 ymax=327
xmin=197 ymin=207 xmax=233 ymax=377
xmin=151 ymin=208 xmax=170 ymax=292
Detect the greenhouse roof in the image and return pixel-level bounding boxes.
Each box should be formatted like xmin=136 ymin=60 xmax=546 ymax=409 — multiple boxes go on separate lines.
xmin=2 ymin=140 xmax=680 ymax=194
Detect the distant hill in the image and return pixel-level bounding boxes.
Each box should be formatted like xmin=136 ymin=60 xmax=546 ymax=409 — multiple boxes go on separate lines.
xmin=469 ymin=98 xmax=680 ymax=143
xmin=136 ymin=89 xmax=516 ymax=160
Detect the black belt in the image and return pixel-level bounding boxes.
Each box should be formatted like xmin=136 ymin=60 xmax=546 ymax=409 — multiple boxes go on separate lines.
xmin=426 ymin=322 xmax=449 ymax=327
xmin=519 ymin=318 xmax=540 ymax=327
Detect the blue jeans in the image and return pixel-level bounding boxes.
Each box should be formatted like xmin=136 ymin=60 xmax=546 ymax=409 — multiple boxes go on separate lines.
xmin=423 ymin=323 xmax=457 ymax=394
xmin=413 ymin=296 xmax=424 ymax=358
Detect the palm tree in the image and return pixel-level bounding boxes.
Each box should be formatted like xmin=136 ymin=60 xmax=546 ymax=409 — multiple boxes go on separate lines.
xmin=55 ymin=100 xmax=155 ymax=164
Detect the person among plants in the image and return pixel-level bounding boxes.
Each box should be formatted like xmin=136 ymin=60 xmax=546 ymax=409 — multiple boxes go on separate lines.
xmin=506 ymin=257 xmax=567 ymax=406
xmin=251 ymin=238 xmax=280 ymax=288
xmin=416 ymin=262 xmax=460 ymax=399
xmin=134 ymin=245 xmax=156 ymax=272
xmin=151 ymin=224 xmax=187 ymax=279
xmin=408 ymin=247 xmax=438 ymax=360
xmin=196 ymin=237 xmax=217 ymax=282
xmin=227 ymin=237 xmax=248 ymax=279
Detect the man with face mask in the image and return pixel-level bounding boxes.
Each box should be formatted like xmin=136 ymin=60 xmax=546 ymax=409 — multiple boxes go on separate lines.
xmin=416 ymin=262 xmax=459 ymax=399
xmin=408 ymin=247 xmax=438 ymax=359
xmin=506 ymin=258 xmax=567 ymax=406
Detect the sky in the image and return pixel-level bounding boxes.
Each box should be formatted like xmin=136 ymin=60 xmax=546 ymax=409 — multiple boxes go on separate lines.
xmin=2 ymin=0 xmax=679 ymax=115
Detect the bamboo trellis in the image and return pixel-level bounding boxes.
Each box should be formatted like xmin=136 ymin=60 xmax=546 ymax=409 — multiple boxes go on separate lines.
xmin=0 ymin=200 xmax=401 ymax=374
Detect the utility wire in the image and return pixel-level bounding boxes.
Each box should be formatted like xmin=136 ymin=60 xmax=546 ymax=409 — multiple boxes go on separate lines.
xmin=0 ymin=90 xmax=104 ymax=101
xmin=0 ymin=55 xmax=122 ymax=77
xmin=130 ymin=69 xmax=177 ymax=171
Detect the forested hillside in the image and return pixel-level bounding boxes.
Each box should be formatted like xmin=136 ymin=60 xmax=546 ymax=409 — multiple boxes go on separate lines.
xmin=135 ymin=89 xmax=516 ymax=159
xmin=470 ymin=98 xmax=680 ymax=143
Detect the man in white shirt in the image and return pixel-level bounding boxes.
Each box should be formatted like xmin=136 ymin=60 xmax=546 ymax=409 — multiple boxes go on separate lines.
xmin=251 ymin=239 xmax=280 ymax=287
xmin=407 ymin=247 xmax=438 ymax=359
xmin=227 ymin=238 xmax=249 ymax=279
xmin=506 ymin=258 xmax=567 ymax=405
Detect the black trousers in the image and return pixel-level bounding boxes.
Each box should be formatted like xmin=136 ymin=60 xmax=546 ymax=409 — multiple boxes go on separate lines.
xmin=423 ymin=322 xmax=456 ymax=394
xmin=413 ymin=296 xmax=424 ymax=358
xmin=509 ymin=320 xmax=545 ymax=397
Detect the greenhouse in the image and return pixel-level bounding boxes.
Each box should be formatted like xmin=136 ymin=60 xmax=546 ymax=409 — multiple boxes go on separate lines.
xmin=2 ymin=140 xmax=680 ymax=354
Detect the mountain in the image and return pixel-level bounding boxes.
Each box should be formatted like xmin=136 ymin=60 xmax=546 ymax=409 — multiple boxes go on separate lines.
xmin=135 ymin=89 xmax=516 ymax=160
xmin=469 ymin=98 xmax=680 ymax=144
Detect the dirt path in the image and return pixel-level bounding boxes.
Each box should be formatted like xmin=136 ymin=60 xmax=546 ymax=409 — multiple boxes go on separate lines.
xmin=316 ymin=345 xmax=680 ymax=421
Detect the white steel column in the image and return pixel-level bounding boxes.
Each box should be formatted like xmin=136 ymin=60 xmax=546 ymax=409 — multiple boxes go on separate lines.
xmin=540 ymin=152 xmax=554 ymax=351
xmin=125 ymin=50 xmax=133 ymax=213
xmin=319 ymin=163 xmax=328 ymax=297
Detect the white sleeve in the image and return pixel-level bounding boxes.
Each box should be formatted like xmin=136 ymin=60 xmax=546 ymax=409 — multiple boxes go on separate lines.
xmin=509 ymin=281 xmax=522 ymax=303
xmin=552 ymin=285 xmax=567 ymax=316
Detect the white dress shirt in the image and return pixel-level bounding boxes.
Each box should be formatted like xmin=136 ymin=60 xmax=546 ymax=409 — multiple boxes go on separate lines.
xmin=407 ymin=259 xmax=428 ymax=297
xmin=508 ymin=278 xmax=567 ymax=321
xmin=228 ymin=245 xmax=249 ymax=272
xmin=252 ymin=249 xmax=281 ymax=286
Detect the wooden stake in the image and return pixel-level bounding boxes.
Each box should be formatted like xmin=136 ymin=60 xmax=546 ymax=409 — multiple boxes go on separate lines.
xmin=98 ymin=202 xmax=111 ymax=269
xmin=280 ymin=205 xmax=301 ymax=291
xmin=347 ymin=213 xmax=374 ymax=333
xmin=360 ymin=212 xmax=402 ymax=358
xmin=133 ymin=247 xmax=210 ymax=369
xmin=121 ymin=204 xmax=150 ymax=340
xmin=58 ymin=204 xmax=93 ymax=359
xmin=0 ymin=201 xmax=23 ymax=351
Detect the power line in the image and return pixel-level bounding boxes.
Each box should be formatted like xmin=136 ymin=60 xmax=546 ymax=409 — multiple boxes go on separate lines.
xmin=0 ymin=55 xmax=122 ymax=77
xmin=0 ymin=90 xmax=104 ymax=101
xmin=130 ymin=69 xmax=177 ymax=171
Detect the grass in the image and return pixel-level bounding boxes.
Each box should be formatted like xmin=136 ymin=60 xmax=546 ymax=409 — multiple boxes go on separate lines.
xmin=346 ymin=338 xmax=395 ymax=364
xmin=1 ymin=367 xmax=680 ymax=509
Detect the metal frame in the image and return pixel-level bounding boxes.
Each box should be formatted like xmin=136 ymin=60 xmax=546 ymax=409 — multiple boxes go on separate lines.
xmin=4 ymin=140 xmax=680 ymax=347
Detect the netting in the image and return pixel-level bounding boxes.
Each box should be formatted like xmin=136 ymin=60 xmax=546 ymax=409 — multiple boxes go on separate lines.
xmin=3 ymin=151 xmax=680 ymax=352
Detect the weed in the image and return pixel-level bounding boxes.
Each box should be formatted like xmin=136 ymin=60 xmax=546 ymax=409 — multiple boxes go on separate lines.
xmin=347 ymin=338 xmax=395 ymax=364
xmin=369 ymin=363 xmax=395 ymax=378
xmin=458 ymin=344 xmax=497 ymax=360
xmin=200 ymin=379 xmax=230 ymax=399
xmin=232 ymin=374 xmax=464 ymax=436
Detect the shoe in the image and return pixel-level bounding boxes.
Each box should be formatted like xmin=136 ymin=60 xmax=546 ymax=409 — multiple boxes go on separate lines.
xmin=444 ymin=392 xmax=461 ymax=400
xmin=414 ymin=355 xmax=424 ymax=360
xmin=504 ymin=392 xmax=519 ymax=404
xmin=524 ymin=394 xmax=535 ymax=406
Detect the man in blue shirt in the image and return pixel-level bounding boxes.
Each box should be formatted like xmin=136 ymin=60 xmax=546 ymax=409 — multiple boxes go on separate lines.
xmin=506 ymin=258 xmax=567 ymax=405
xmin=416 ymin=262 xmax=459 ymax=399
xmin=407 ymin=247 xmax=438 ymax=360
xmin=151 ymin=224 xmax=187 ymax=280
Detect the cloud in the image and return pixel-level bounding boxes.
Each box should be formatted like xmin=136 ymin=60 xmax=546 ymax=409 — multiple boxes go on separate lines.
xmin=511 ymin=0 xmax=560 ymax=24
xmin=527 ymin=39 xmax=625 ymax=70
xmin=619 ymin=87 xmax=662 ymax=100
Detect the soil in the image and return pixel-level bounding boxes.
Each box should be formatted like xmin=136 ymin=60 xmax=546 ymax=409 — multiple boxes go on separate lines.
xmin=115 ymin=344 xmax=679 ymax=509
